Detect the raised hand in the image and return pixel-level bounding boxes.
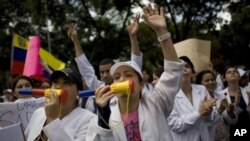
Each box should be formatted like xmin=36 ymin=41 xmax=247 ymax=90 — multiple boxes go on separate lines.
xmin=40 ymin=61 xmax=49 ymax=71
xmin=40 ymin=61 xmax=53 ymax=75
xmin=95 ymin=86 xmax=114 ymax=108
xmin=143 ymin=4 xmax=168 ymax=35
xmin=127 ymin=14 xmax=140 ymax=36
xmin=68 ymin=23 xmax=79 ymax=42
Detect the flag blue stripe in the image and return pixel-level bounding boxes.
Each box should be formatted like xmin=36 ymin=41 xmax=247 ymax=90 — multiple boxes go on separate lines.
xmin=13 ymin=47 xmax=27 ymax=62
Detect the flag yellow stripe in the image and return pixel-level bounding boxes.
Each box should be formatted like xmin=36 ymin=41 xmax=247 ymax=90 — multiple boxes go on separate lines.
xmin=12 ymin=33 xmax=29 ymax=49
xmin=40 ymin=48 xmax=66 ymax=70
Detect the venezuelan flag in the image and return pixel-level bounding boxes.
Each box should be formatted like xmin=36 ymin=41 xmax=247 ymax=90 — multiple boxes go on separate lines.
xmin=11 ymin=33 xmax=29 ymax=74
xmin=11 ymin=33 xmax=66 ymax=76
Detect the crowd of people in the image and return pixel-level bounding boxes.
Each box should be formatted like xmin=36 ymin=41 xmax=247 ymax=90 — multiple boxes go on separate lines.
xmin=0 ymin=3 xmax=250 ymax=141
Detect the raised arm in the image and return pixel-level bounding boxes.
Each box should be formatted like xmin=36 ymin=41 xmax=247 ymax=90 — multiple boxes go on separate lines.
xmin=68 ymin=24 xmax=83 ymax=57
xmin=142 ymin=4 xmax=183 ymax=117
xmin=143 ymin=4 xmax=178 ymax=62
xmin=68 ymin=24 xmax=104 ymax=89
xmin=41 ymin=61 xmax=53 ymax=75
xmin=127 ymin=14 xmax=143 ymax=69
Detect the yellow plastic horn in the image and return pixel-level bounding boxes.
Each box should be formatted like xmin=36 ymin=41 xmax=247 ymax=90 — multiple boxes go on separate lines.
xmin=44 ymin=89 xmax=68 ymax=103
xmin=110 ymin=80 xmax=134 ymax=95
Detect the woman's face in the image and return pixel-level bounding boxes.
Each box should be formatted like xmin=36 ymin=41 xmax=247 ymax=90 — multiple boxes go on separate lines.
xmin=201 ymin=73 xmax=216 ymax=94
xmin=152 ymin=73 xmax=159 ymax=87
xmin=113 ymin=66 xmax=142 ymax=100
xmin=15 ymin=79 xmax=33 ymax=99
xmin=225 ymin=67 xmax=240 ymax=83
xmin=182 ymin=61 xmax=194 ymax=82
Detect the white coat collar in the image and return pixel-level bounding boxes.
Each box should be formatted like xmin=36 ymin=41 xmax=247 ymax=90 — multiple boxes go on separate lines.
xmin=223 ymin=87 xmax=249 ymax=104
xmin=176 ymin=84 xmax=203 ymax=111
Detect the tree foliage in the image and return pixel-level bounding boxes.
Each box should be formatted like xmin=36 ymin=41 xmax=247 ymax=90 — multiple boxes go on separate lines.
xmin=219 ymin=3 xmax=250 ymax=69
xmin=154 ymin=0 xmax=231 ymax=41
xmin=0 ymin=0 xmax=249 ymax=76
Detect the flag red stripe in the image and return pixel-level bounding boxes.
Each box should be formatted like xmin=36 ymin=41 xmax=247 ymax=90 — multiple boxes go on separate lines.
xmin=11 ymin=60 xmax=25 ymax=74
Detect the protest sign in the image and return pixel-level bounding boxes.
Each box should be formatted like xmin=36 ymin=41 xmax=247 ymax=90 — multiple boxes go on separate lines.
xmin=174 ymin=38 xmax=212 ymax=73
xmin=0 ymin=98 xmax=45 ymax=130
xmin=0 ymin=123 xmax=25 ymax=141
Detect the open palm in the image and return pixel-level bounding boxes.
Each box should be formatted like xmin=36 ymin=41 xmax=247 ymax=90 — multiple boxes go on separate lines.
xmin=143 ymin=5 xmax=167 ymax=33
xmin=127 ymin=14 xmax=140 ymax=36
xmin=145 ymin=15 xmax=167 ymax=32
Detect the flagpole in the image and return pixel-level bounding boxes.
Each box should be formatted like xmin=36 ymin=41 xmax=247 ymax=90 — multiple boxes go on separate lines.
xmin=44 ymin=0 xmax=51 ymax=53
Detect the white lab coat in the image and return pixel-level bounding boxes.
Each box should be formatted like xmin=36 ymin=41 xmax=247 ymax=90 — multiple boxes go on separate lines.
xmin=142 ymin=83 xmax=154 ymax=96
xmin=25 ymin=107 xmax=96 ymax=141
xmin=85 ymin=96 xmax=96 ymax=113
xmin=86 ymin=60 xmax=184 ymax=141
xmin=168 ymin=84 xmax=214 ymax=141
xmin=216 ymin=74 xmax=224 ymax=91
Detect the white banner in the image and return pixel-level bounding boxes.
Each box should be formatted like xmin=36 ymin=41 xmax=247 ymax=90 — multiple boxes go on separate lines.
xmin=0 ymin=123 xmax=25 ymax=141
xmin=0 ymin=98 xmax=45 ymax=130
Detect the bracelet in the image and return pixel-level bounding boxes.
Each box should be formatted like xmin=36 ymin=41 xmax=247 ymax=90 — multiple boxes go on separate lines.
xmin=157 ymin=32 xmax=171 ymax=42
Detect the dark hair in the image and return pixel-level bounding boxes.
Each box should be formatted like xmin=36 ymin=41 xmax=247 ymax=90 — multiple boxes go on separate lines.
xmin=222 ymin=65 xmax=239 ymax=87
xmin=195 ymin=70 xmax=216 ymax=84
xmin=99 ymin=58 xmax=114 ymax=66
xmin=153 ymin=67 xmax=164 ymax=78
xmin=11 ymin=75 xmax=35 ymax=91
xmin=179 ymin=56 xmax=195 ymax=73
xmin=222 ymin=65 xmax=238 ymax=77
xmin=135 ymin=71 xmax=143 ymax=82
